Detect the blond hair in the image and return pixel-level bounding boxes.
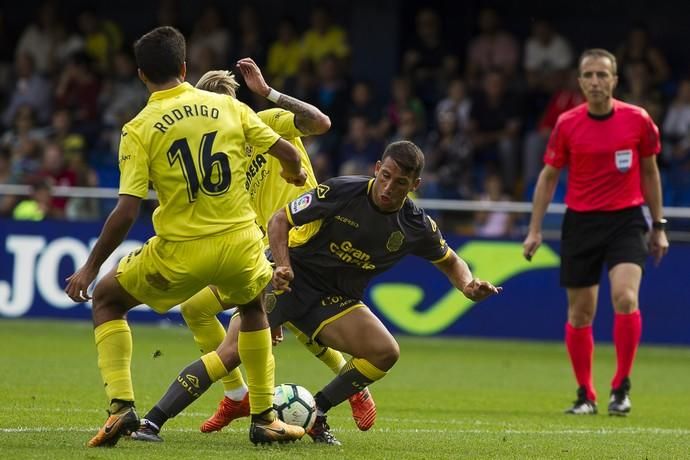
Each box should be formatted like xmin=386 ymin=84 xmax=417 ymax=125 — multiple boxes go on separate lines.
xmin=195 ymin=70 xmax=240 ymax=97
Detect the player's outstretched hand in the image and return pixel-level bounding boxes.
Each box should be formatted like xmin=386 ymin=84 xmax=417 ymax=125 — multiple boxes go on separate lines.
xmin=272 ymin=265 xmax=294 ymax=293
xmin=236 ymin=57 xmax=270 ymax=97
xmin=281 ymin=168 xmax=307 ymax=187
xmin=65 ymin=265 xmax=98 ymax=303
xmin=522 ymin=230 xmax=543 ymax=262
xmin=462 ymin=278 xmax=502 ymax=302
xmin=271 ymin=325 xmax=284 ymax=346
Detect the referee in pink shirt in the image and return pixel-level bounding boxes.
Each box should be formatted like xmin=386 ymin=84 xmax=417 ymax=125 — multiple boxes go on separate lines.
xmin=523 ymin=48 xmax=669 ymax=416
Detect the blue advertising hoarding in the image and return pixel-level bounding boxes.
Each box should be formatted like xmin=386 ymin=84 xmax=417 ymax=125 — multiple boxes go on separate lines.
xmin=1 ymin=218 xmax=686 ymax=344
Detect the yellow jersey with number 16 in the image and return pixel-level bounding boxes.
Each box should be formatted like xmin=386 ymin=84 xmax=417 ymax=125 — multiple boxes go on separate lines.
xmin=118 ymin=82 xmax=280 ymax=241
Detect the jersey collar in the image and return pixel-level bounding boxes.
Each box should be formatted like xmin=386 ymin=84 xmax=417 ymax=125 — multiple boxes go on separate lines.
xmin=148 ymin=82 xmax=193 ymax=103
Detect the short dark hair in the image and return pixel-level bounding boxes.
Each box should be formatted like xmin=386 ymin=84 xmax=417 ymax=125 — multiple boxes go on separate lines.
xmin=133 ymin=26 xmax=186 ymax=84
xmin=381 ymin=141 xmax=425 ymax=178
xmin=578 ymin=48 xmax=617 ymax=76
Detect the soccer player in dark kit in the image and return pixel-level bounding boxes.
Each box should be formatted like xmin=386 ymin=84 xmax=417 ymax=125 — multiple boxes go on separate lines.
xmin=523 ymin=48 xmax=669 ymax=416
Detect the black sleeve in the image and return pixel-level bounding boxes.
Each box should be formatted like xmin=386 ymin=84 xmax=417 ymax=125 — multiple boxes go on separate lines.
xmin=286 ymin=177 xmax=356 ymax=226
xmin=412 ymin=213 xmax=451 ymax=262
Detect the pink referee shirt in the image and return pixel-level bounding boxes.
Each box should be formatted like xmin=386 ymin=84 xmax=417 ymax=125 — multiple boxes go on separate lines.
xmin=544 ymin=99 xmax=660 ymax=212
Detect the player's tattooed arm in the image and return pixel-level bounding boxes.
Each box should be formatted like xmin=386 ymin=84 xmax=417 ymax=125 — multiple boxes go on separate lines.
xmin=274 ymin=93 xmax=331 ymax=136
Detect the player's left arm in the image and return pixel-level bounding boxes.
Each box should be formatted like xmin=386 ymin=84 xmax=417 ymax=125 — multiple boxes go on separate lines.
xmin=65 ymin=195 xmax=141 ymax=302
xmin=641 ymin=155 xmax=669 ymax=265
xmin=639 ymin=113 xmax=669 ymax=265
xmin=434 ymin=251 xmax=502 ymax=302
xmin=237 ymin=57 xmax=331 ymax=136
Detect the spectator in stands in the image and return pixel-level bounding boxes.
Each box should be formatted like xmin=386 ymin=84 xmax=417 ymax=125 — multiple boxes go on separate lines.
xmin=54 ymin=52 xmax=102 ymax=123
xmin=12 ymin=179 xmax=60 ymax=220
xmin=301 ymin=4 xmax=350 ymax=65
xmin=188 ymin=4 xmax=231 ymax=71
xmin=523 ymin=18 xmax=573 ymax=94
xmin=466 ymin=8 xmax=519 ymax=88
xmin=402 ymin=8 xmax=457 ymax=111
xmin=76 ymin=9 xmax=123 ymax=73
xmin=14 ymin=1 xmax=61 ymax=75
xmin=347 ymin=81 xmax=382 ymax=130
xmin=37 ymin=142 xmax=76 ymax=213
xmin=1 ymin=106 xmax=45 ymax=184
xmin=435 ymin=78 xmax=472 ymax=134
xmin=266 ymin=17 xmax=302 ymax=91
xmin=0 ymin=146 xmax=15 ymax=216
xmin=620 ymin=61 xmax=663 ymax=123
xmin=64 ymin=149 xmax=100 ymax=220
xmin=314 ymin=54 xmax=349 ymax=134
xmin=616 ymin=24 xmax=670 ymax=90
xmin=338 ymin=115 xmax=383 ymax=176
xmin=423 ymin=109 xmax=472 ymax=199
xmin=467 ymin=69 xmax=521 ymax=192
xmin=382 ymin=76 xmax=426 ymax=139
xmin=46 ymin=108 xmax=87 ymax=162
xmin=389 ymin=107 xmax=426 ymax=147
xmin=2 ymin=52 xmax=52 ymax=127
xmin=234 ymin=5 xmax=265 ymax=67
xmin=662 ymin=79 xmax=690 ymax=163
xmin=100 ymin=51 xmax=147 ymax=129
xmin=522 ymin=68 xmax=584 ymax=185
xmin=474 ymin=173 xmax=515 ymax=237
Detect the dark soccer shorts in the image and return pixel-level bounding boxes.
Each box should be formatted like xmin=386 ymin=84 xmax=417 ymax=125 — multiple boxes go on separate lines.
xmin=560 ymin=206 xmax=649 ymax=288
xmin=266 ymin=271 xmax=365 ymax=341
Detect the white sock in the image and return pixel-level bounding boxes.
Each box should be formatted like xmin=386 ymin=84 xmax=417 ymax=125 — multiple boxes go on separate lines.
xmin=224 ymin=386 xmax=248 ymax=401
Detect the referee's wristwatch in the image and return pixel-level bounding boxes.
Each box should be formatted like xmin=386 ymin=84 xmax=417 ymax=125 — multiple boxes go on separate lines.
xmin=652 ymin=218 xmax=668 ymax=231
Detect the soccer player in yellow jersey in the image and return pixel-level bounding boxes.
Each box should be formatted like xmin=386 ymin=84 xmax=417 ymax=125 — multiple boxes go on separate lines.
xmin=64 ymin=27 xmax=306 ymax=447
xmin=129 ymin=58 xmax=376 ymax=442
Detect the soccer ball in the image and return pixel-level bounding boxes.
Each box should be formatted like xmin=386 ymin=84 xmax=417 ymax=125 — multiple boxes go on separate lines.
xmin=273 ymin=383 xmax=317 ymax=430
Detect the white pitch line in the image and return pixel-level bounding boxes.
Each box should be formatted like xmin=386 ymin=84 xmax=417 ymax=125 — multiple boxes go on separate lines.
xmin=2 ymin=426 xmax=690 ymax=436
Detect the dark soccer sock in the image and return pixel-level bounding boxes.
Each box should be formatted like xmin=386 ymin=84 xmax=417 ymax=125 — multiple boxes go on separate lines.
xmin=316 ymin=358 xmax=386 ymax=412
xmin=143 ymin=358 xmax=216 ymax=429
xmin=565 ymin=322 xmax=596 ymax=401
xmin=611 ymin=309 xmax=642 ymax=389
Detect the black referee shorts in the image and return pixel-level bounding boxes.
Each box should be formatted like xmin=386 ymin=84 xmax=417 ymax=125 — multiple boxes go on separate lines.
xmin=560 ymin=206 xmax=649 ymax=288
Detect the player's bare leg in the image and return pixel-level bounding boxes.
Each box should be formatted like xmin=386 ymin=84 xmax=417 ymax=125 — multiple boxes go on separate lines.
xmin=306 ymin=306 xmax=399 ymax=444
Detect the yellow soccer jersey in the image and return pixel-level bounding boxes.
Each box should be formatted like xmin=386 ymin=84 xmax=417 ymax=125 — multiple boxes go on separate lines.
xmin=118 ymin=83 xmax=280 ymax=241
xmin=245 ymin=108 xmax=318 ymax=230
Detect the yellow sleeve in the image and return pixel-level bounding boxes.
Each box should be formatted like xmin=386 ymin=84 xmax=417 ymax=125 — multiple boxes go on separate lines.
xmin=118 ymin=128 xmax=149 ymax=198
xmin=259 ymin=109 xmax=303 ymax=140
xmin=239 ymin=101 xmax=281 ymax=152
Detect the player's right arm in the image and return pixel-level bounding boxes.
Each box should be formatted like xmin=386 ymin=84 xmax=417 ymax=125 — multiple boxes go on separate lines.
xmin=523 ymin=164 xmax=561 ymax=261
xmin=65 ymin=128 xmax=148 ymax=302
xmin=523 ymin=118 xmax=568 ymax=261
xmin=268 ymin=138 xmax=307 ymax=186
xmin=237 ymin=57 xmax=331 ymax=136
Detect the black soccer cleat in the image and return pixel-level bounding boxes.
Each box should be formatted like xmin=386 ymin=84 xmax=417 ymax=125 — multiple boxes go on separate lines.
xmin=130 ymin=418 xmax=164 ymax=442
xmin=608 ymin=377 xmax=632 ymax=416
xmin=565 ymin=386 xmax=598 ymax=415
xmin=307 ymin=415 xmax=342 ymax=446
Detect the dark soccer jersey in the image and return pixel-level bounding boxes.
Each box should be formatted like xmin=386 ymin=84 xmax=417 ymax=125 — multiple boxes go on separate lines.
xmin=284 ymin=176 xmax=450 ymax=299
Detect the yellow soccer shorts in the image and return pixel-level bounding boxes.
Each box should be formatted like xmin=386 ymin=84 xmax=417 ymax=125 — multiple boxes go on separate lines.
xmin=116 ymin=225 xmax=272 ymax=313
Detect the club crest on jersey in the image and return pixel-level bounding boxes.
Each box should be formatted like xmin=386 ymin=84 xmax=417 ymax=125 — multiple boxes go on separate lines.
xmin=615 ymin=149 xmax=633 ymax=173
xmin=386 ymin=231 xmax=405 ymax=252
xmin=317 ymin=184 xmax=330 ymax=199
xmin=290 ymin=193 xmax=312 ymax=214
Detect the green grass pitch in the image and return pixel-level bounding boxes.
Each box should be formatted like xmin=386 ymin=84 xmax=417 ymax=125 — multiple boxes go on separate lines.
xmin=1 ymin=319 xmax=689 ymax=459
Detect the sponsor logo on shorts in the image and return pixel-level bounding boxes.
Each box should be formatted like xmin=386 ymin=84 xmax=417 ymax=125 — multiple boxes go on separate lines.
xmin=290 ymin=194 xmax=312 ymax=214
xmin=265 ymin=292 xmax=277 ymax=313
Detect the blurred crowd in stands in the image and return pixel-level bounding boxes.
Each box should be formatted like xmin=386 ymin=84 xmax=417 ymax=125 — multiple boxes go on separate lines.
xmin=1 ymin=1 xmax=690 ymax=235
